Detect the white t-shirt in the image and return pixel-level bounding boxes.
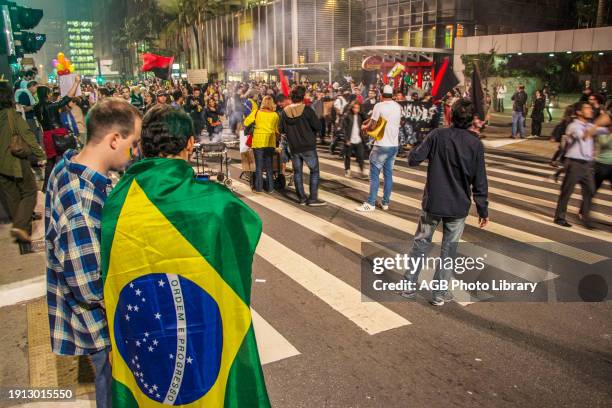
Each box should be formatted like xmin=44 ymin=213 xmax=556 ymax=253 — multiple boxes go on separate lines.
xmin=350 ymin=114 xmax=361 ymax=144
xmin=371 ymin=100 xmax=402 ymax=147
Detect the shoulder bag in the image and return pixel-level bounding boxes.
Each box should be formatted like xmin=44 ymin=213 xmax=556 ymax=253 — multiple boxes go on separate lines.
xmin=8 ymin=109 xmax=32 ymax=159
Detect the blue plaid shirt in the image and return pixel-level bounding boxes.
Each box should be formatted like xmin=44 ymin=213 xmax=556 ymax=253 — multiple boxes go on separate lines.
xmin=45 ymin=150 xmax=111 ymax=355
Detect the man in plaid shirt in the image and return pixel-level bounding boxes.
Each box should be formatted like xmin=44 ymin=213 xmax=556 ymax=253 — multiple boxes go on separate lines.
xmin=46 ymin=98 xmax=142 ymax=408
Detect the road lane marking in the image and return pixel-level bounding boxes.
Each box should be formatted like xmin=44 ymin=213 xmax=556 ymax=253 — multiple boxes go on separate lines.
xmin=0 ymin=276 xmax=46 ymax=307
xmin=256 ymin=233 xmax=411 ymax=334
xmin=307 ymin=177 xmax=557 ymax=284
xmin=314 ymin=166 xmax=608 ymax=265
xmin=251 ymin=309 xmax=301 ymax=365
xmin=329 ymin=156 xmax=612 ymax=212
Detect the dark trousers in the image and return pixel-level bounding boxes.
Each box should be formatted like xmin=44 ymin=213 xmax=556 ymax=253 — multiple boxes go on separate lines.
xmin=344 ymin=142 xmax=365 ymax=171
xmin=554 ymin=159 xmax=594 ymax=222
xmin=292 ymin=149 xmax=320 ymax=202
xmin=531 ymin=117 xmax=543 ymax=137
xmin=90 ymin=347 xmax=112 ymax=408
xmin=253 ymin=147 xmax=275 ymax=192
xmin=43 ymin=156 xmax=58 ymax=193
xmin=594 ymin=161 xmax=611 ymax=192
xmin=318 ymin=117 xmax=327 ymax=143
xmin=0 ymin=160 xmax=38 ymax=232
xmin=496 ymin=98 xmax=504 ymax=112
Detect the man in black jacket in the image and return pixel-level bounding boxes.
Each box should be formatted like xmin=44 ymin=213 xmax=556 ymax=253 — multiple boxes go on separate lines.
xmin=401 ymin=99 xmax=489 ymax=306
xmin=511 ymin=85 xmax=528 ymax=138
xmin=280 ymin=86 xmax=326 ymax=206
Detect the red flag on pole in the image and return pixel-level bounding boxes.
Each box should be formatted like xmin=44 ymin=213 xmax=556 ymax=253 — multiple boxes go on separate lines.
xmin=278 ymin=69 xmax=290 ymax=97
xmin=140 ymin=53 xmax=174 ymax=80
xmin=431 ymin=57 xmax=459 ymax=100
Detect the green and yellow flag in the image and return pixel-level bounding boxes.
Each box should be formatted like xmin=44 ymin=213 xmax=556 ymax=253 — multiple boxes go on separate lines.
xmin=101 ymin=158 xmax=270 ymax=407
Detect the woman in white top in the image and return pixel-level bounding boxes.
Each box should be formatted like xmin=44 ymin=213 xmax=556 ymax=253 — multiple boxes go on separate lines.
xmin=341 ymin=100 xmax=367 ymax=178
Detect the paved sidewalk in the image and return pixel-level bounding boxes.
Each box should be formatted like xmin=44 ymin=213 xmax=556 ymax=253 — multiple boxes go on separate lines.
xmin=482 ymin=111 xmax=559 ymax=160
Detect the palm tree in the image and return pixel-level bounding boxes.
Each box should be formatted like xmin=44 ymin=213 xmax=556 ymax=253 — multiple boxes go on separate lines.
xmin=596 ymin=0 xmax=607 ymax=26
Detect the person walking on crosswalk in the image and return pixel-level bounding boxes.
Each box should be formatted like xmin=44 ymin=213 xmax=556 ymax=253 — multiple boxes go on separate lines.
xmin=554 ymin=102 xmax=608 ymax=229
xmin=356 ymin=85 xmax=402 ymax=212
xmin=401 ymin=99 xmax=489 ymax=306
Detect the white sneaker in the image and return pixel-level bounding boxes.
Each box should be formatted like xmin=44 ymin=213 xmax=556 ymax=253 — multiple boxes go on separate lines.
xmin=381 ymin=204 xmax=389 ymax=211
xmin=356 ymin=202 xmax=375 ymax=212
xmin=344 ymin=169 xmax=351 ymax=177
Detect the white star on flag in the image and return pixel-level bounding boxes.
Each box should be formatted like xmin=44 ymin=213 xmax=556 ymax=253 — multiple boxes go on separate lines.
xmin=135 ymin=289 xmax=142 ymax=296
xmin=169 ymin=353 xmax=174 ymax=359
xmin=156 ymin=393 xmax=160 ymax=398
xmin=144 ymin=332 xmax=149 ymax=337
xmin=129 ymin=283 xmax=134 ymax=288
xmin=149 ymin=388 xmax=154 ymax=394
xmin=125 ymin=314 xmax=130 ymax=321
xmin=136 ymin=340 xmax=141 ymax=347
xmin=142 ymin=337 xmax=147 ymax=342
xmin=135 ymin=356 xmax=138 ymax=360
xmin=134 ymin=305 xmax=139 ymax=312
xmin=187 ymin=356 xmax=193 ymax=364
xmin=158 ymin=280 xmax=165 ymax=287
xmin=127 ymin=304 xmax=133 ymax=311
xmin=142 ymin=297 xmax=146 ymax=302
xmin=152 ymin=384 xmax=158 ymax=391
xmin=152 ymin=339 xmax=159 ymax=346
xmin=154 ymin=312 xmax=161 ymax=319
xmin=136 ymin=363 xmax=140 ymax=369
xmin=144 ymin=382 xmax=148 ymax=388
xmin=148 ymin=346 xmax=154 ymax=352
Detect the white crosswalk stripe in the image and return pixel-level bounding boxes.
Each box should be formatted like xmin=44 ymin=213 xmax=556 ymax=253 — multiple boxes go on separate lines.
xmin=214 ymin=149 xmax=609 ymax=363
xmin=314 ymin=165 xmax=608 ymax=264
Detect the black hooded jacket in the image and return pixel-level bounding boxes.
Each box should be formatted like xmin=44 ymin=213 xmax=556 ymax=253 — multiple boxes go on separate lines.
xmin=279 ymin=103 xmax=321 ymax=154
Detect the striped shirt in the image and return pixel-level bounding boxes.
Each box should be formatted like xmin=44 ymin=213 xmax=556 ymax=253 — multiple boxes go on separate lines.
xmin=45 ymin=150 xmax=111 ymax=355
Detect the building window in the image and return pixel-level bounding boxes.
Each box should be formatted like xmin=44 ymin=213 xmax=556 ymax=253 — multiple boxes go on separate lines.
xmin=410 ymin=29 xmax=422 ymax=47
xmin=400 ymin=29 xmax=410 ymax=46
xmin=444 ymin=24 xmax=453 ymax=48
xmin=423 ymin=25 xmax=435 ymax=47
xmin=456 ymin=23 xmax=464 ymax=37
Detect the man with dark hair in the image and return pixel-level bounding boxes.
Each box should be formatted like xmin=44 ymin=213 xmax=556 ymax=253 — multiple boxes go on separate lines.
xmin=140 ymin=104 xmax=195 ymax=158
xmin=45 ymin=97 xmax=142 ymax=408
xmin=100 ymin=103 xmax=271 ymax=406
xmin=400 ymin=99 xmax=489 ymax=306
xmin=511 ymin=85 xmax=528 ymax=138
xmin=553 ymin=102 xmax=607 ymax=228
xmin=171 ymin=89 xmax=185 ymax=111
xmin=185 ymin=87 xmax=205 ymax=137
xmin=280 ymin=85 xmax=326 ymax=206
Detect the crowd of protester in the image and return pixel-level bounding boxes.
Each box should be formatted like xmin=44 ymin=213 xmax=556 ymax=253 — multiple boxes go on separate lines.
xmin=0 ymin=67 xmax=609 ymax=407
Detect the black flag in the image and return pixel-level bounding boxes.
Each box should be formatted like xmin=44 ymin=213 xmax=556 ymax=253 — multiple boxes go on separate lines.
xmin=470 ymin=64 xmax=486 ymax=120
xmin=431 ymin=57 xmax=459 ymax=100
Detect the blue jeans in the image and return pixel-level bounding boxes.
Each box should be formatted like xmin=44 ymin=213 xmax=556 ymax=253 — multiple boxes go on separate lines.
xmin=404 ymin=212 xmax=467 ymax=300
xmin=511 ymin=111 xmax=525 ymax=138
xmin=90 ymin=347 xmax=112 ymax=408
xmin=367 ymin=146 xmax=398 ymax=206
xmin=292 ymin=149 xmax=320 ymax=202
xmin=253 ymin=147 xmax=275 ymax=192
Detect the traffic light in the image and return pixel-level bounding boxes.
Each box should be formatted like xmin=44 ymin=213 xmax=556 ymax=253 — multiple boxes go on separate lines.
xmin=21 ymin=32 xmax=45 ymax=53
xmin=0 ymin=1 xmax=44 ymax=58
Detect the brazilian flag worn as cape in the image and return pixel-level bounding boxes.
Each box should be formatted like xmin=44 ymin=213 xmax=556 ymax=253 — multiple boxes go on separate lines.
xmin=101 ymin=157 xmax=270 ymax=407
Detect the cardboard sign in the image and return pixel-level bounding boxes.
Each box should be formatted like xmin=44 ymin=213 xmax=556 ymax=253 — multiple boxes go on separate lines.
xmin=187 ymin=69 xmax=208 ymax=84
xmin=58 ymin=73 xmax=82 ymax=97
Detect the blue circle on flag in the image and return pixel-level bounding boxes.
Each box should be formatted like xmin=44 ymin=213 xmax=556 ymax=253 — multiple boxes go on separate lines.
xmin=114 ymin=273 xmax=223 ymax=405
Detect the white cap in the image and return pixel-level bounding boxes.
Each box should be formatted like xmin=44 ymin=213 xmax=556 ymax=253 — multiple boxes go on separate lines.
xmin=383 ymin=85 xmax=393 ymax=95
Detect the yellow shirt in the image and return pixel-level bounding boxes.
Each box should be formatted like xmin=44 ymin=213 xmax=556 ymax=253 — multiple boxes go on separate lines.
xmin=243 ymin=109 xmax=279 ymax=148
